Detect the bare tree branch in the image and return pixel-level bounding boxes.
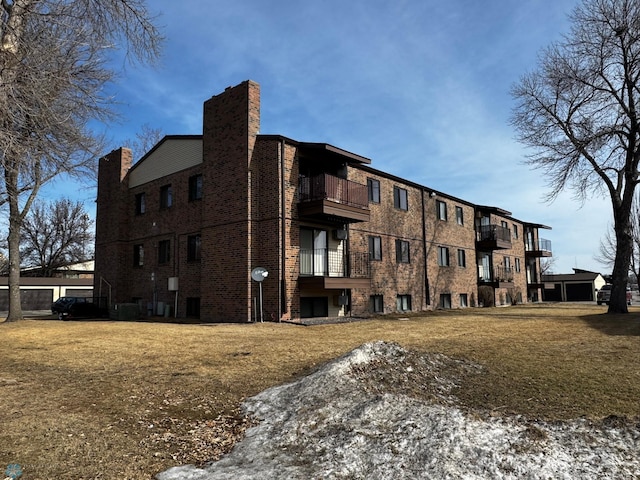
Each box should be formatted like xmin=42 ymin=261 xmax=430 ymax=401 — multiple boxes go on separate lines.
xmin=0 ymin=0 xmax=163 ymax=321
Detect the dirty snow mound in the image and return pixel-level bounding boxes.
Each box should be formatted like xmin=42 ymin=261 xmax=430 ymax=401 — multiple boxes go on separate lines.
xmin=157 ymin=341 xmax=640 ymax=480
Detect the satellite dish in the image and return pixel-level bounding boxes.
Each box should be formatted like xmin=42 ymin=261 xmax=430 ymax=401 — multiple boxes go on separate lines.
xmin=251 ymin=267 xmax=268 ymax=282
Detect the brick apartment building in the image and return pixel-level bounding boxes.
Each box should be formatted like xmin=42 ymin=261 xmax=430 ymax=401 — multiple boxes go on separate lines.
xmin=94 ymin=80 xmax=552 ymax=323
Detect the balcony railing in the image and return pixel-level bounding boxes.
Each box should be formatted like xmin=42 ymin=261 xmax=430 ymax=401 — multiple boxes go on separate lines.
xmin=476 ymin=224 xmax=511 ymax=243
xmin=527 ymin=270 xmax=543 ymax=285
xmin=300 ymin=248 xmax=370 ymax=278
xmin=478 ymin=265 xmax=514 ymax=283
xmin=525 ymin=238 xmax=552 ymax=253
xmin=299 ymin=174 xmax=368 ymax=210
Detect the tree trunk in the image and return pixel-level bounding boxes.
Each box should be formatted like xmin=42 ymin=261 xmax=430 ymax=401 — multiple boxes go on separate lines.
xmin=608 ymin=203 xmax=633 ymax=314
xmin=6 ymin=200 xmax=23 ymax=322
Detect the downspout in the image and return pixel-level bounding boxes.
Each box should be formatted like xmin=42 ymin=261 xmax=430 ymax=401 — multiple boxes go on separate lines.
xmin=279 ymin=139 xmax=286 ymax=320
xmin=421 ymin=189 xmax=430 ymax=306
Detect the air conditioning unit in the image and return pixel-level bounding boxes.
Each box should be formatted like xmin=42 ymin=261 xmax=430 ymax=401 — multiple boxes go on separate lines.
xmin=333 ymin=229 xmax=348 ymax=240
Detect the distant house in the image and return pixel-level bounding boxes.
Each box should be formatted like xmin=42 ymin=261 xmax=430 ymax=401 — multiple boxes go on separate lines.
xmin=0 ymin=261 xmax=95 ymax=310
xmin=542 ymin=269 xmax=606 ymax=302
xmin=21 ymin=260 xmax=95 ymax=279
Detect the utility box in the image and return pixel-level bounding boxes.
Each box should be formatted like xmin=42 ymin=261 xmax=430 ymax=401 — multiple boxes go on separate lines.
xmin=333 ymin=229 xmax=348 ymax=240
xmin=110 ymin=303 xmax=140 ymax=321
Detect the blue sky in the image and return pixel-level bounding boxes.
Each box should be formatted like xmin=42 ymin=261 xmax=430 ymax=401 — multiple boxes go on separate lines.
xmin=45 ymin=0 xmax=613 ymax=274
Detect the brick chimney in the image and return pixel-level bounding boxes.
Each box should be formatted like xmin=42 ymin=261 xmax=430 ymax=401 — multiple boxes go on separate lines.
xmin=200 ymin=80 xmax=261 ymax=322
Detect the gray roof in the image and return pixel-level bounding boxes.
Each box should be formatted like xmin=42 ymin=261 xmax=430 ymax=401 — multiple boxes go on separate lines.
xmin=542 ymin=269 xmax=603 ymax=283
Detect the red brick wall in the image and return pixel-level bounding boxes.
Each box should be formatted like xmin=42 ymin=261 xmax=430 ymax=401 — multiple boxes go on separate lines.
xmin=94 ymin=148 xmax=133 ymax=306
xmin=123 ymin=165 xmax=204 ymax=314
xmin=425 ymin=196 xmax=478 ymax=308
xmin=349 ymin=169 xmax=427 ymax=315
xmin=249 ymin=138 xmax=283 ymax=322
xmin=201 ymin=80 xmax=260 ymax=322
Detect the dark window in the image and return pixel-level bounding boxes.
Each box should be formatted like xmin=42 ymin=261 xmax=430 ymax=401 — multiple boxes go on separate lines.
xmin=440 ymin=294 xmax=452 ymax=309
xmin=369 ymin=236 xmax=382 ymax=261
xmin=135 ymin=193 xmax=146 ymax=215
xmin=437 ymin=200 xmax=447 ymax=221
xmin=395 ymin=239 xmax=410 ymax=263
xmin=186 ymin=297 xmax=201 ymax=318
xmin=438 ymin=246 xmax=450 ymax=266
xmin=457 ymin=249 xmax=466 ymax=267
xmin=456 ymin=206 xmax=464 ymax=225
xmin=300 ymin=297 xmax=329 ymax=318
xmin=371 ymin=295 xmax=384 ymax=313
xmin=515 ymin=257 xmax=521 ymax=273
xmin=133 ymin=244 xmax=144 ymax=267
xmin=397 ymin=294 xmax=412 ymax=311
xmin=160 ymin=184 xmax=173 ymax=209
xmin=187 ymin=234 xmax=201 ymax=261
xmin=393 ymin=186 xmax=408 ymax=210
xmin=367 ymin=178 xmax=380 ymax=203
xmin=189 ymin=174 xmax=203 ymax=201
xmin=158 ymin=239 xmax=171 ymax=264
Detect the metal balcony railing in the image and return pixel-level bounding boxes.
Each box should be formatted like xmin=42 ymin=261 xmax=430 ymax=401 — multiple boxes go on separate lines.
xmin=525 ymin=238 xmax=552 ymax=253
xmin=527 ymin=271 xmax=543 ymax=284
xmin=300 ymin=248 xmax=370 ymax=278
xmin=478 ymin=265 xmax=514 ymax=283
xmin=299 ymin=174 xmax=368 ymax=209
xmin=476 ymin=224 xmax=512 ymax=243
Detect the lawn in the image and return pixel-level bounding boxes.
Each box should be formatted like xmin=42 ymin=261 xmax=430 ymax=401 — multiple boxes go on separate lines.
xmin=0 ymin=303 xmax=639 ymax=479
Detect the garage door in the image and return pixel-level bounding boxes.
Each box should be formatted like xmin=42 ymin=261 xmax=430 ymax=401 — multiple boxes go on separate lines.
xmin=543 ymin=284 xmax=562 ymax=301
xmin=0 ymin=289 xmax=53 ymax=310
xmin=565 ymin=283 xmax=593 ymax=301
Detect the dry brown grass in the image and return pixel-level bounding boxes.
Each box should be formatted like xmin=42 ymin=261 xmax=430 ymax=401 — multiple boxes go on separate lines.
xmin=0 ymin=303 xmax=639 ymax=479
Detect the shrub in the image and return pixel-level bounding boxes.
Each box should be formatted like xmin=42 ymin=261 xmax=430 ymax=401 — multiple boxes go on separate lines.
xmin=478 ymin=286 xmax=494 ymax=307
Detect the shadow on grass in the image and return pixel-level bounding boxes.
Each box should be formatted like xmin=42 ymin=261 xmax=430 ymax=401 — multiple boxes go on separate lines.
xmin=580 ymin=311 xmax=640 ymax=336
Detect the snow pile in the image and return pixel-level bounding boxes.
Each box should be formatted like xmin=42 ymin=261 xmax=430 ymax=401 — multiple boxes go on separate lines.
xmin=157 ymin=342 xmax=640 ymax=480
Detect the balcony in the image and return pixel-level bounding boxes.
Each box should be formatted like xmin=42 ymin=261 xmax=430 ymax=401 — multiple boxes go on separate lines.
xmin=298 ymin=174 xmax=370 ymax=223
xmin=525 ymin=238 xmax=552 ymax=257
xmin=478 ymin=265 xmax=514 ymax=287
xmin=299 ymin=248 xmax=370 ymax=289
xmin=526 ymin=268 xmax=545 ymax=289
xmin=476 ymin=224 xmax=512 ymax=250
xmin=527 ymin=279 xmax=545 ymax=289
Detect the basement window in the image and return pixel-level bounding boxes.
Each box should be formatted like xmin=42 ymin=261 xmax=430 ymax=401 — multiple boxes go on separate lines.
xmin=396 ymin=294 xmax=412 ymax=312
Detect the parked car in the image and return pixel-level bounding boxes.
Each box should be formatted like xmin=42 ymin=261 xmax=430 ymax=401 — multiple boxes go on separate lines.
xmin=596 ymin=284 xmax=632 ymax=305
xmin=51 ymin=296 xmax=105 ymax=319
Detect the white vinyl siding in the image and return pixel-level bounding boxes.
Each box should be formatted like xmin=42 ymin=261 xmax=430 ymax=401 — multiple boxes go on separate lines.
xmin=128 ymin=138 xmax=203 ymax=188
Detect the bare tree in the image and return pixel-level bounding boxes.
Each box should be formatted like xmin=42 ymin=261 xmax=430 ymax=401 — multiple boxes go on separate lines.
xmin=511 ymin=0 xmax=640 ymax=313
xmin=20 ymin=199 xmax=93 ymax=277
xmin=595 ymin=227 xmax=616 ymax=270
xmin=595 ymin=195 xmax=640 ymax=282
xmin=0 ymin=1 xmax=162 ymax=321
xmin=122 ymin=123 xmax=164 ymax=161
xmin=540 ymin=257 xmax=557 ymax=276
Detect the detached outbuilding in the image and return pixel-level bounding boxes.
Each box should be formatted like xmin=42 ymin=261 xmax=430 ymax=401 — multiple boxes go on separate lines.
xmin=542 ymin=269 xmax=606 ymax=302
